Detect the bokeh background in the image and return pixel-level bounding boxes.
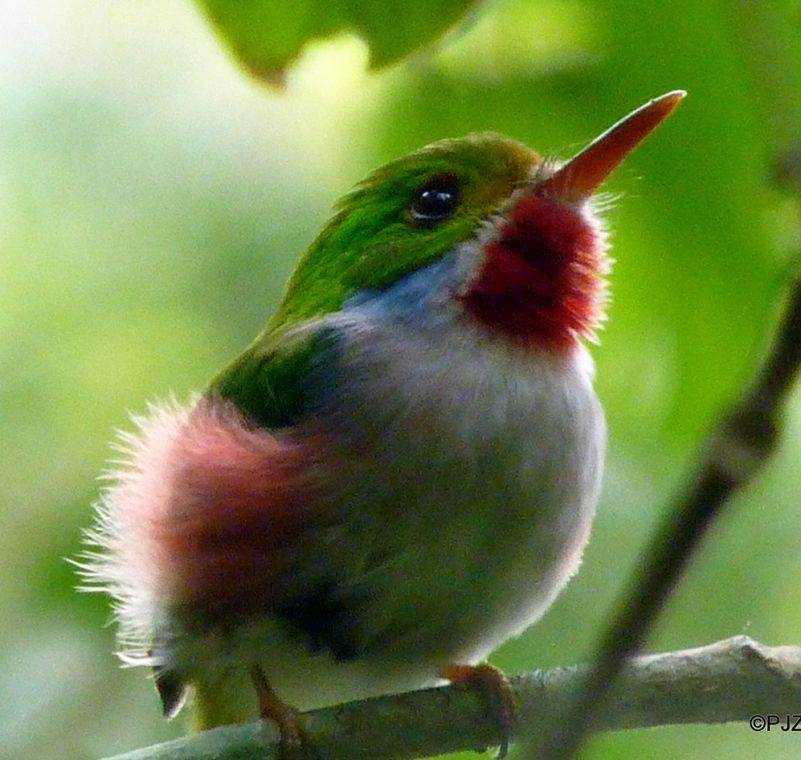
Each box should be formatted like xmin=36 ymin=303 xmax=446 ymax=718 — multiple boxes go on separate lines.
xmin=2 ymin=1 xmax=801 ymax=758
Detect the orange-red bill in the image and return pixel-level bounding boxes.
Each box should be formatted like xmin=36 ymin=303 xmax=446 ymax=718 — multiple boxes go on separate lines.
xmin=540 ymin=90 xmax=686 ymax=202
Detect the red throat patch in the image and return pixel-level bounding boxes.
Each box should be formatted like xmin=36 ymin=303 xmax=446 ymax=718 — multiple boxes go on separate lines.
xmin=462 ymin=194 xmax=605 ymax=352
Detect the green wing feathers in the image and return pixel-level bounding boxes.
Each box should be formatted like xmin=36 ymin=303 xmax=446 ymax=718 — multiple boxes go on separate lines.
xmin=210 ymin=328 xmax=326 ymax=429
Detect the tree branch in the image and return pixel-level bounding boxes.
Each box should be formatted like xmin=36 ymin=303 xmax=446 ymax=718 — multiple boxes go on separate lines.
xmin=102 ymin=637 xmax=801 ymax=760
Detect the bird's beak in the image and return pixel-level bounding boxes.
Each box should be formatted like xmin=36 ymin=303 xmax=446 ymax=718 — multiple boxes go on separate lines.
xmin=540 ymin=91 xmax=686 ymax=203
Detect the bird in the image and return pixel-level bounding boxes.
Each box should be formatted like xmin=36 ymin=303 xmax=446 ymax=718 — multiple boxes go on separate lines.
xmin=80 ymin=91 xmax=684 ymax=757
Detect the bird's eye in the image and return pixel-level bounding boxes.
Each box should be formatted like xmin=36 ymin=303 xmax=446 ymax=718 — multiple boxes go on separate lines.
xmin=410 ymin=175 xmax=461 ymax=225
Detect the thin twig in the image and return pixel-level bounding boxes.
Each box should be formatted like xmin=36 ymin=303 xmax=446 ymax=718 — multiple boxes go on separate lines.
xmin=534 ymin=0 xmax=801 ymax=751
xmin=536 ymin=275 xmax=801 ymax=759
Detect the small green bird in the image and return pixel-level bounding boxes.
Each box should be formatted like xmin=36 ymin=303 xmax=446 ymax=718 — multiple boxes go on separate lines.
xmin=81 ymin=92 xmax=683 ymax=754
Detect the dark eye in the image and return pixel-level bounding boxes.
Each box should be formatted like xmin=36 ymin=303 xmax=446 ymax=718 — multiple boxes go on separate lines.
xmin=410 ymin=175 xmax=461 ymax=225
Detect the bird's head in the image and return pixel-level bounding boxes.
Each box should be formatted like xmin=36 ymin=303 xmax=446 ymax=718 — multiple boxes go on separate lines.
xmin=271 ymin=92 xmax=684 ymax=355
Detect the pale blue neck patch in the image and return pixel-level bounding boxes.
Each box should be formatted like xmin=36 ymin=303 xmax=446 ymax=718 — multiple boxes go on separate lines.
xmin=341 ymin=252 xmax=463 ymax=330
xmin=300 ymin=251 xmax=466 ymax=423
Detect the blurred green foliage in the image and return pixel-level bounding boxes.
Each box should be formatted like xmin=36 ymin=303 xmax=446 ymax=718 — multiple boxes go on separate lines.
xmin=196 ymin=0 xmax=480 ymax=83
xmin=1 ymin=1 xmax=800 ymax=759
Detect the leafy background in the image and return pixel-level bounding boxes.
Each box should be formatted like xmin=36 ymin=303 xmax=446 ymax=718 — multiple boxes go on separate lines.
xmin=2 ymin=1 xmax=800 ymax=758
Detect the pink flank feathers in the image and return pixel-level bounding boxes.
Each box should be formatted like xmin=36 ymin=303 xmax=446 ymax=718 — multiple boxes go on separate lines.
xmin=155 ymin=399 xmax=332 ymax=611
xmin=82 ymin=397 xmax=333 ymax=660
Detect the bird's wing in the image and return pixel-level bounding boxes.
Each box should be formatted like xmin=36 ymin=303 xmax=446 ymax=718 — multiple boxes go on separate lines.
xmin=210 ymin=323 xmax=332 ymax=429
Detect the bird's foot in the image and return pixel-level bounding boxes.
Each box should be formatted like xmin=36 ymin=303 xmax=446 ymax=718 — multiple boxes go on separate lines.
xmin=251 ymin=666 xmax=306 ymax=760
xmin=442 ymin=662 xmax=517 ymax=758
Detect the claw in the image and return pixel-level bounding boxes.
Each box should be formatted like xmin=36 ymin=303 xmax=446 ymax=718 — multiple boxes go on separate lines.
xmin=251 ymin=666 xmax=305 ymax=760
xmin=442 ymin=662 xmax=517 ymax=758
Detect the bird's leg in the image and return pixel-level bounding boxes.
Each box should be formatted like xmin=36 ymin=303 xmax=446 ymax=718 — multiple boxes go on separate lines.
xmin=442 ymin=663 xmax=517 ymax=758
xmin=250 ymin=665 xmax=305 ymax=759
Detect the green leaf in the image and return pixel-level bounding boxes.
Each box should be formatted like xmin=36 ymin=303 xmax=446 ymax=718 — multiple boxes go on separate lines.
xmin=195 ymin=0 xmax=481 ymax=84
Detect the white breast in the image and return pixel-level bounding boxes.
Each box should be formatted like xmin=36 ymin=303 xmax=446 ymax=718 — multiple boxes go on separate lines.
xmin=323 ymin=308 xmax=606 ymax=667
